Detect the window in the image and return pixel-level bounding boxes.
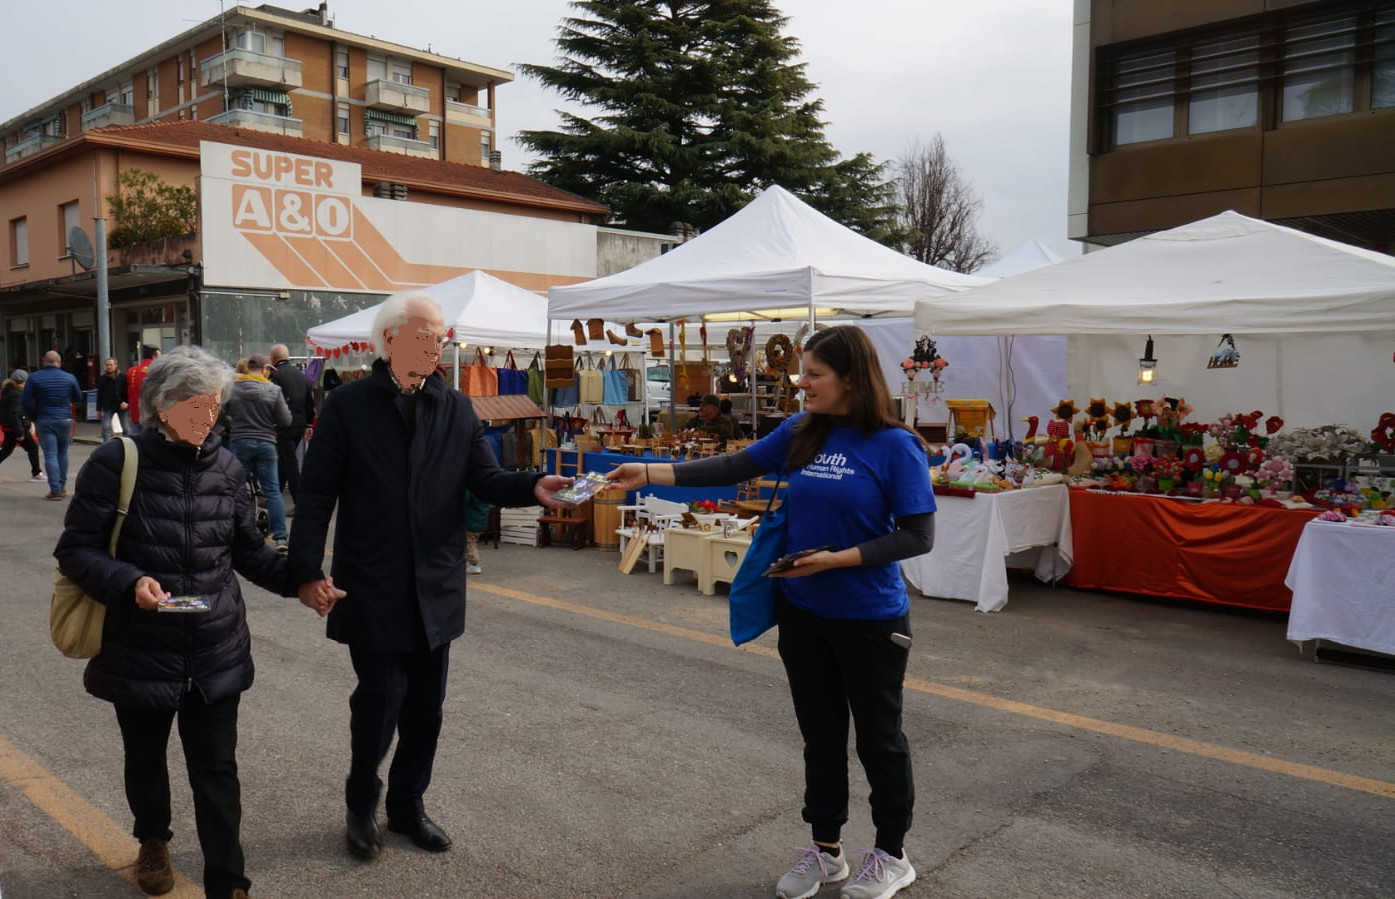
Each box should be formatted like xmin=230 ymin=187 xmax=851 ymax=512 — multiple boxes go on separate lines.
xmin=1375 ymin=5 xmax=1395 ymax=109
xmin=147 ymin=66 xmax=160 ymax=114
xmin=59 ymin=202 xmax=80 ymax=255
xmin=233 ymin=29 xmax=283 ymax=57
xmin=428 ymin=121 xmax=439 ymax=149
xmin=1188 ymin=36 xmax=1259 ymax=134
xmin=445 ymin=83 xmax=462 ymax=102
xmin=177 ymin=56 xmax=185 ymax=104
xmin=336 ymin=47 xmax=350 ymax=79
xmin=119 ymin=82 xmax=134 ymax=106
xmin=481 ymin=131 xmax=491 ymax=164
xmin=366 ymin=55 xmax=387 ymax=82
xmin=232 ymin=89 xmax=291 ymax=117
xmin=1112 ymin=51 xmax=1175 ymax=145
xmin=337 ymin=102 xmax=350 ymax=135
xmin=1282 ymin=17 xmax=1356 ymax=121
xmin=389 ymin=61 xmax=413 ymax=85
xmin=11 ymin=218 xmax=28 ymax=267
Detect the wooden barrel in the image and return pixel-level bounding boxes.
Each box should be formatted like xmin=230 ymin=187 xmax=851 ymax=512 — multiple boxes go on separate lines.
xmin=592 ymin=486 xmax=625 ymax=551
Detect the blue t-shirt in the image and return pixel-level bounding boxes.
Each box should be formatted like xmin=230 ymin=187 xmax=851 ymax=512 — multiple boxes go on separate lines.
xmin=746 ymin=414 xmax=935 ymax=620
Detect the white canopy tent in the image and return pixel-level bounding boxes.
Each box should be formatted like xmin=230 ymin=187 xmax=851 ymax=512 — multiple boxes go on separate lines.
xmin=913 ymin=211 xmax=1395 ymax=429
xmin=977 ymin=240 xmax=1065 ymax=279
xmin=306 ymin=269 xmax=549 ymax=353
xmin=549 ymin=184 xmax=989 ymax=322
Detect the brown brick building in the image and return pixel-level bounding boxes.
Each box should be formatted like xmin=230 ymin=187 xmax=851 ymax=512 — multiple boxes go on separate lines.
xmin=1068 ymin=0 xmax=1395 ymax=252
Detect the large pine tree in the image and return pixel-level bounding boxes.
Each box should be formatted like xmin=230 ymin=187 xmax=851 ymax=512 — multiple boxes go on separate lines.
xmin=518 ymin=0 xmax=899 ymax=240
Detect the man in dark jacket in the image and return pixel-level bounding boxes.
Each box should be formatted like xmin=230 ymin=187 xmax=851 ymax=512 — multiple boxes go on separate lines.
xmin=268 ymin=343 xmax=314 ymax=506
xmin=22 ymin=350 xmax=83 ymax=499
xmin=223 ymin=354 xmax=292 ymax=549
xmin=288 ymin=291 xmax=570 ymax=861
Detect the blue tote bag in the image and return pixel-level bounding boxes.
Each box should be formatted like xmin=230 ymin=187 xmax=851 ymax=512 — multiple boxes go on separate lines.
xmin=728 ymin=472 xmax=787 ymax=645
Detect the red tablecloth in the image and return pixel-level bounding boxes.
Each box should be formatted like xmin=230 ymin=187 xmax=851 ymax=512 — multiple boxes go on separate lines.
xmin=1062 ymin=489 xmax=1320 ymax=612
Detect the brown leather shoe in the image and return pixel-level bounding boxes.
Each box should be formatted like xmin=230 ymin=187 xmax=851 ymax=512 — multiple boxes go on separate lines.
xmin=135 ymin=838 xmax=174 ymax=895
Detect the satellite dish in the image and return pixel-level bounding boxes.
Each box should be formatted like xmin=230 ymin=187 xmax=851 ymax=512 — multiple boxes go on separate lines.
xmin=68 ymin=227 xmax=95 ymax=271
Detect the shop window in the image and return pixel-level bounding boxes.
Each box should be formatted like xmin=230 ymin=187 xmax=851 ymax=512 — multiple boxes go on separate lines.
xmin=1188 ymin=36 xmax=1259 ymax=134
xmin=1112 ymin=51 xmax=1175 ymax=145
xmin=1282 ymin=17 xmax=1356 ymax=121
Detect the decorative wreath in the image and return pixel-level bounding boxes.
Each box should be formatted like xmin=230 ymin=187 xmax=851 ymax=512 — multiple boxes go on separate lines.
xmin=1373 ymin=412 xmax=1395 ymax=453
xmin=766 ymin=333 xmax=793 ymax=371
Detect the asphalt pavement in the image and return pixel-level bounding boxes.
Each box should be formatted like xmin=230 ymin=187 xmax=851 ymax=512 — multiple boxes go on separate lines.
xmin=0 ymin=431 xmax=1392 ymax=898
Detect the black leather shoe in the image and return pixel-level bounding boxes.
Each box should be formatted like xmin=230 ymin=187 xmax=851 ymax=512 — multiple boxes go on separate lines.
xmin=386 ymin=813 xmax=452 ymax=852
xmin=345 ymin=810 xmax=382 ymax=860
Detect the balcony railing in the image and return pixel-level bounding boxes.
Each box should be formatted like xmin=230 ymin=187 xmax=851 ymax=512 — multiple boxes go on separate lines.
xmin=365 ymin=79 xmax=430 ymax=115
xmin=445 ymin=98 xmax=493 ymax=128
xmin=82 ymin=103 xmax=136 ymax=130
xmin=365 ymin=133 xmax=437 ymax=158
xmin=208 ymin=109 xmax=303 ymax=137
xmin=200 ymin=48 xmax=302 ymax=90
xmin=4 ymin=133 xmax=64 ymax=164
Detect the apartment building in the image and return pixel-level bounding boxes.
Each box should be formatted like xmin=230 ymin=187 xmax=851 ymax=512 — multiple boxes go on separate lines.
xmin=0 ymin=4 xmax=633 ymax=378
xmin=1068 ymin=0 xmax=1395 ymax=252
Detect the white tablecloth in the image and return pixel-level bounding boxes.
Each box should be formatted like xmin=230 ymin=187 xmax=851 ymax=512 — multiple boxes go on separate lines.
xmin=900 ymin=484 xmax=1074 ymax=612
xmin=1285 ymin=520 xmax=1395 ymax=656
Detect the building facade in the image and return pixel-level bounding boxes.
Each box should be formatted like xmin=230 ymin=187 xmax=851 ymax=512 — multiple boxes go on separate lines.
xmin=1068 ymin=0 xmax=1395 ymax=251
xmin=0 ymin=5 xmax=675 ymax=380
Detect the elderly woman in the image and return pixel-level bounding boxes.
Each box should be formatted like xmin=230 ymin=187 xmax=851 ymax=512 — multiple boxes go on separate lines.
xmin=54 ymin=345 xmax=315 ymax=899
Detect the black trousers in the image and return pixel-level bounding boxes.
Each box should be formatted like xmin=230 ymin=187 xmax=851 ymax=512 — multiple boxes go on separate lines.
xmin=776 ymin=595 xmax=914 ymax=853
xmin=275 ymin=426 xmax=302 ymax=502
xmin=0 ymin=426 xmax=40 ymax=475
xmin=115 ymin=692 xmax=249 ymax=899
xmin=346 ymin=643 xmax=450 ymax=819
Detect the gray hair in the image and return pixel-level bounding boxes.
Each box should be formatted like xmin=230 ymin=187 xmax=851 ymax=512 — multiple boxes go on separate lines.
xmin=371 ymin=290 xmax=444 ymax=359
xmin=140 ymin=344 xmax=234 ymax=425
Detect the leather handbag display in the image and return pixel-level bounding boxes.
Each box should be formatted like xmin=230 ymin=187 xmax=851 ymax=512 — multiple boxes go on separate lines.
xmin=462 ymin=347 xmax=499 ymax=396
xmin=51 ymin=437 xmax=139 ymax=659
xmin=728 ymin=470 xmax=787 ymax=646
xmin=526 ymin=352 xmax=546 ymax=404
xmin=602 ymin=355 xmax=629 ymax=405
xmin=498 ymin=351 xmax=528 ymax=395
xmin=577 ymin=355 xmax=604 ymax=404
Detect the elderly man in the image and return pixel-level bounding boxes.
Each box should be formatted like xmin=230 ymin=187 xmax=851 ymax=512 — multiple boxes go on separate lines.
xmin=288 ymin=291 xmax=570 ymax=861
xmin=683 ymin=393 xmax=735 ymax=444
xmin=267 ymin=343 xmax=314 ymax=507
xmin=22 ymin=350 xmax=83 ymax=499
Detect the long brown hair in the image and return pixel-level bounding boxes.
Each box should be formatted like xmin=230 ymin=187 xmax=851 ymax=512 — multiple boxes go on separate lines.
xmin=786 ymin=325 xmax=928 ymax=469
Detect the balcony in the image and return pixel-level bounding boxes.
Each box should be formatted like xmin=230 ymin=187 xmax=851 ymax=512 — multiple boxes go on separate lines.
xmin=445 ymin=99 xmax=492 ymax=129
xmin=365 ymin=133 xmax=437 ymax=159
xmin=207 ymin=109 xmax=303 ymax=137
xmin=200 ymin=48 xmax=302 ymax=90
xmin=365 ymin=79 xmax=430 ymax=115
xmin=82 ymin=103 xmax=136 ymax=130
xmin=4 ymin=133 xmax=64 ymax=164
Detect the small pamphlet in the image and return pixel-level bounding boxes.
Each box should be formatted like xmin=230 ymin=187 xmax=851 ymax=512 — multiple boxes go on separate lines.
xmin=550 ymin=471 xmax=611 ymax=506
xmin=157 ymin=595 xmax=212 ymax=613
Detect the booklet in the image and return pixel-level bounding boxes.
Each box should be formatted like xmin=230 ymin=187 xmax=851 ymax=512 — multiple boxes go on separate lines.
xmin=157 ymin=595 xmax=212 ymax=613
xmin=550 ymin=471 xmax=612 ymax=506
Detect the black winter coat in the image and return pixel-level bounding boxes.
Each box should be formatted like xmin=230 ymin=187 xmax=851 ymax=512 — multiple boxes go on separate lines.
xmin=289 ymin=360 xmax=541 ymax=652
xmin=0 ymin=382 xmax=26 ymax=430
xmin=54 ymin=430 xmax=297 ymax=709
xmin=269 ymin=360 xmax=314 ymax=429
xmin=96 ymin=372 xmax=127 ymax=413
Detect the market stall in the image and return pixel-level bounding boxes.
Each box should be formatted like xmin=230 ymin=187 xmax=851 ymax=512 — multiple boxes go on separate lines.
xmin=1286 ymin=518 xmax=1395 ymax=656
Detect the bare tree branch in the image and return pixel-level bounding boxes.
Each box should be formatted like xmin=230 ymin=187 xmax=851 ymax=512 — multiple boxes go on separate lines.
xmin=894 ymin=135 xmax=996 ymax=273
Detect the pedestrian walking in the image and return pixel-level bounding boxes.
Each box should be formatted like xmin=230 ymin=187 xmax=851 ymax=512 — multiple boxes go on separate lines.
xmin=22 ymin=351 xmax=83 ymax=500
xmin=0 ymin=369 xmax=43 ymax=481
xmin=287 ymin=290 xmax=571 ymax=861
xmin=221 ymin=354 xmax=291 ymax=551
xmin=97 ymin=357 xmax=129 ymax=442
xmin=267 ymin=343 xmax=314 ymax=507
xmin=125 ymin=346 xmax=160 ymax=436
xmin=464 ymin=492 xmax=489 ymax=575
xmin=53 ymin=345 xmax=319 ymax=899
xmin=608 ymin=326 xmax=935 ymax=899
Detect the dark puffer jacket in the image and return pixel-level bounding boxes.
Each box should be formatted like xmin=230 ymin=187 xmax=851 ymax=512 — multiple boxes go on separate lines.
xmin=54 ymin=429 xmax=297 ymax=709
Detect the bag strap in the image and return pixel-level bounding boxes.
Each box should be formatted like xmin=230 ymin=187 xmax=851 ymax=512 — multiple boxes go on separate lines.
xmin=473 ymin=347 xmax=487 ymax=366
xmin=505 ymin=351 xmax=518 ymax=370
xmin=761 ymin=468 xmax=786 ymax=515
xmin=109 ymin=436 xmax=139 ymax=556
xmin=528 ymin=351 xmax=542 ymax=370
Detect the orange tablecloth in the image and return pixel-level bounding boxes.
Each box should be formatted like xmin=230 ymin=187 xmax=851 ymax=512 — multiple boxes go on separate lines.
xmin=1062 ymin=489 xmax=1320 ymax=612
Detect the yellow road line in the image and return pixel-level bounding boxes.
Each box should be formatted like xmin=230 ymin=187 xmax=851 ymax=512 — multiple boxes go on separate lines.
xmin=474 ymin=582 xmax=1395 ymax=801
xmin=0 ymin=733 xmax=201 ymax=895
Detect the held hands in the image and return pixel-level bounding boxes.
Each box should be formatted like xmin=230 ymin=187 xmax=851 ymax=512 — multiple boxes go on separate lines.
xmin=297 ymin=577 xmax=346 ymax=617
xmin=534 ymin=474 xmax=575 ymax=508
xmin=134 ymin=576 xmax=170 ymax=610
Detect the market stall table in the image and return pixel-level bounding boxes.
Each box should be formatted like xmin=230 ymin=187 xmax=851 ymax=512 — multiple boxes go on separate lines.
xmin=1063 ymin=490 xmax=1320 ymax=612
xmin=900 ymin=484 xmax=1073 ymax=612
xmin=1285 ymin=519 xmax=1395 ymax=657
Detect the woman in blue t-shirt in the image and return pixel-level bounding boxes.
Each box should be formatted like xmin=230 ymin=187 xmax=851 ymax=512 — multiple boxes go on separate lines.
xmin=608 ymin=326 xmax=934 ymax=899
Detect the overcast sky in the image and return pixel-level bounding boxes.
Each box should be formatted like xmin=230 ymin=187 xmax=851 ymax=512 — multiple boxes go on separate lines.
xmin=0 ymin=0 xmax=1077 ymax=262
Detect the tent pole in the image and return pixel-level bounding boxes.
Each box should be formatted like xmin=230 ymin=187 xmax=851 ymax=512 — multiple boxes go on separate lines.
xmin=667 ymin=323 xmax=676 ymax=433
